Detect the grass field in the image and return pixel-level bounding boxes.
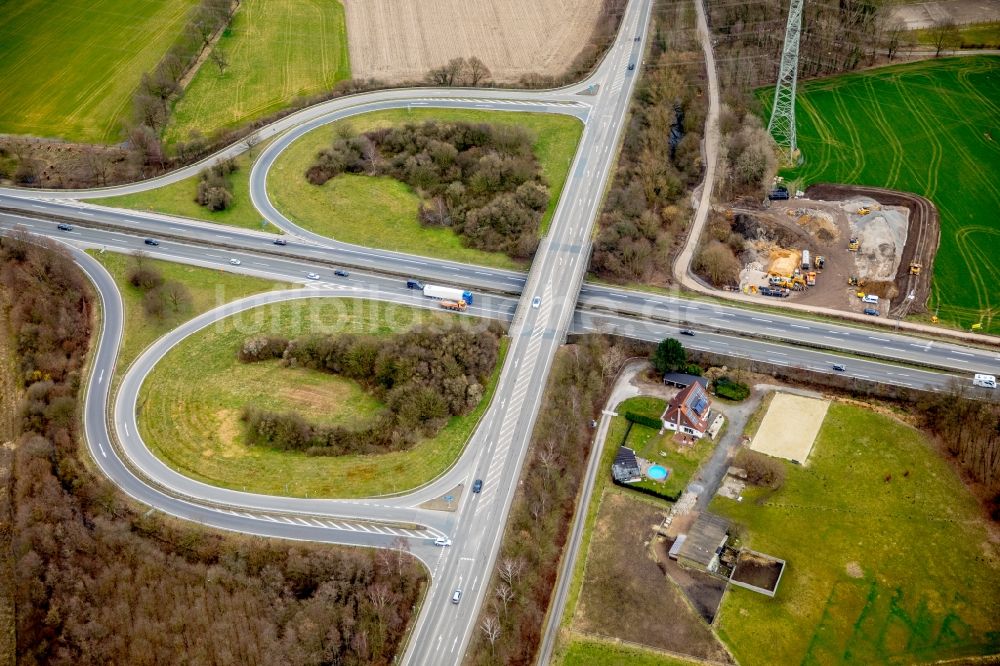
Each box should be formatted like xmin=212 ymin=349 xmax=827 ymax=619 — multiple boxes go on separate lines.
xmin=557 ymin=637 xmax=701 ymax=666
xmin=91 ymin=252 xmax=290 ymax=378
xmin=268 ymin=108 xmax=583 ymax=269
xmin=166 ymin=0 xmax=349 ymax=143
xmin=92 ymin=149 xmax=280 ymax=232
xmin=712 ymin=403 xmax=1000 ymax=664
xmin=0 ymin=0 xmax=198 ymax=142
xmin=137 ymin=299 xmax=507 ymax=498
xmin=911 ymin=23 xmax=1000 ymax=49
xmin=767 ymin=56 xmax=1000 ymax=333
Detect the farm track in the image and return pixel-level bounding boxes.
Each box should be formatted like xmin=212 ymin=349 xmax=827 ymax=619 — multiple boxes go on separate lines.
xmin=805 ymin=183 xmax=939 ymax=318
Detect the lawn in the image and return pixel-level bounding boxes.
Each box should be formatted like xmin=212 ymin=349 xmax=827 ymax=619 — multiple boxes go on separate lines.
xmin=91 ymin=149 xmax=280 ymax=232
xmin=764 ymin=56 xmax=1000 ymax=333
xmin=615 ymin=396 xmax=714 ymax=498
xmin=137 ymin=298 xmax=508 ymax=498
xmin=165 ymin=0 xmax=350 ymax=143
xmin=267 ymin=108 xmax=583 ymax=268
xmin=557 ymin=636 xmax=703 ymax=666
xmin=0 ymin=0 xmax=198 ymax=142
xmin=712 ymin=403 xmax=1000 ymax=664
xmin=91 ymin=251 xmax=291 ymax=379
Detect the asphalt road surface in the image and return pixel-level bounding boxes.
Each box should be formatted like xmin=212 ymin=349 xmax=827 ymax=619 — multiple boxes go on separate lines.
xmin=0 ymin=0 xmax=997 ymax=661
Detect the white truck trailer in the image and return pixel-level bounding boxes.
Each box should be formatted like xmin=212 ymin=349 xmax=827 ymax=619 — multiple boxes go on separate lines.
xmin=423 ymin=284 xmax=474 ymax=305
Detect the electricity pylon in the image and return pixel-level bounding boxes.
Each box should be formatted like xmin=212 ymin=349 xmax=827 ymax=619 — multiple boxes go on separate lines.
xmin=767 ymin=0 xmax=804 ymax=162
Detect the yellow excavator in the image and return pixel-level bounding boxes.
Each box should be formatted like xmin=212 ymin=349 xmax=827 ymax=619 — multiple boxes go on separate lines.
xmin=909 ymin=261 xmax=922 ymax=275
xmin=857 ymin=207 xmax=870 ymax=215
xmin=847 ymin=276 xmax=866 ymax=288
xmin=848 ymin=238 xmax=860 ymax=252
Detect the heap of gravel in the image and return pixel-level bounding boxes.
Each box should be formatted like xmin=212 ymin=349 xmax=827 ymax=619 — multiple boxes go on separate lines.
xmin=842 ymin=198 xmax=909 ymax=280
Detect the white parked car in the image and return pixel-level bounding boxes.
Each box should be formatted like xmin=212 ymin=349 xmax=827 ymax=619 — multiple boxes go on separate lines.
xmin=229 ymin=258 xmax=241 ymax=266
xmin=531 ymin=296 xmax=541 ymax=309
xmin=306 ymin=272 xmax=320 ymax=280
xmin=434 ymin=537 xmax=452 ymax=547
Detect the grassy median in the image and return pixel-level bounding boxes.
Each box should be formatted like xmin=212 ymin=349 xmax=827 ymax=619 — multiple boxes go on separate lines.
xmin=137 ymin=298 xmax=507 ymax=498
xmin=267 ymin=108 xmax=583 ymax=268
xmin=91 ymin=251 xmax=291 ymax=378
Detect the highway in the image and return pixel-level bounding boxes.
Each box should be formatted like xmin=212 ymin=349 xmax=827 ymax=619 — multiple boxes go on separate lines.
xmin=3 ymin=210 xmax=996 ymax=377
xmin=0 ymin=0 xmax=997 ymax=661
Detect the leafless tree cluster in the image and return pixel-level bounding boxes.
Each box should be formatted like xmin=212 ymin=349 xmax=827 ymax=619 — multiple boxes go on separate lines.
xmin=0 ymin=234 xmax=426 ymax=664
xmin=196 ymin=158 xmax=239 ymax=211
xmin=707 ymin=0 xmax=910 ymax=95
xmin=591 ymin=39 xmax=706 ymax=283
xmin=917 ymin=383 xmax=1000 ymax=491
xmin=126 ymin=251 xmax=193 ymax=318
xmin=425 ymin=56 xmax=493 ymax=87
xmin=466 ymin=335 xmax=651 ymax=665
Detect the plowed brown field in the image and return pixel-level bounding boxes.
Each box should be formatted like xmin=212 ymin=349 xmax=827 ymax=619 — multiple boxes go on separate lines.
xmin=343 ymin=0 xmax=603 ymax=83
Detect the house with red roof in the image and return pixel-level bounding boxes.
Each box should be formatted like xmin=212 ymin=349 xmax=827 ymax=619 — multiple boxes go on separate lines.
xmin=661 ymin=381 xmax=713 ymax=438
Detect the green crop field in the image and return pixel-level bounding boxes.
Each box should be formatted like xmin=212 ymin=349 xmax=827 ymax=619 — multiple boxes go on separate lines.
xmin=166 ymin=0 xmax=350 ymax=143
xmin=0 ymin=0 xmax=198 ymax=142
xmin=712 ymin=403 xmax=1000 ymax=664
xmin=765 ymin=56 xmax=1000 ymax=333
xmin=268 ymin=108 xmax=583 ymax=269
xmin=137 ymin=299 xmax=507 ymax=498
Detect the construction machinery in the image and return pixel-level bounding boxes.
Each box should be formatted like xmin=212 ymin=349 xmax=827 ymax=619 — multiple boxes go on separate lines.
xmin=847 ymin=276 xmax=866 ymax=288
xmin=770 ymin=275 xmax=807 ymax=290
xmin=439 ymin=300 xmax=468 ymax=312
xmin=856 ymin=207 xmax=870 ymax=216
xmin=815 ymin=255 xmax=825 ymax=269
xmin=805 ymin=271 xmax=817 ymax=286
xmin=848 ymin=238 xmax=860 ymax=252
xmin=909 ymin=261 xmax=922 ymax=275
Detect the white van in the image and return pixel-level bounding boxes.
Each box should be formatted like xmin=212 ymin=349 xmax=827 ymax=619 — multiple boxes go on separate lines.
xmin=973 ymin=374 xmax=996 ymax=389
xmin=862 ymin=294 xmax=879 ymax=304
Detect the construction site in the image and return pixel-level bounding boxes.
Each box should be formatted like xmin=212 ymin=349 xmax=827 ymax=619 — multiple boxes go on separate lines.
xmin=727 ymin=183 xmax=939 ymax=320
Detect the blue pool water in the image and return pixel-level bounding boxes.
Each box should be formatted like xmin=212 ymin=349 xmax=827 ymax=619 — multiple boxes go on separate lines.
xmin=648 ymin=465 xmax=668 ymax=481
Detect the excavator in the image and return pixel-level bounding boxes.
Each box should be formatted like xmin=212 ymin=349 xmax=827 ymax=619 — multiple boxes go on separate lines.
xmin=909 ymin=261 xmax=922 ymax=275
xmin=857 ymin=207 xmax=870 ymax=216
xmin=848 ymin=238 xmax=860 ymax=252
xmin=847 ymin=276 xmax=866 ymax=288
xmin=815 ymin=255 xmax=826 ymax=269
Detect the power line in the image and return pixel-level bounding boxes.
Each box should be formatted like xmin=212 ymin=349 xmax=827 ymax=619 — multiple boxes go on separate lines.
xmin=767 ymin=0 xmax=804 ymax=160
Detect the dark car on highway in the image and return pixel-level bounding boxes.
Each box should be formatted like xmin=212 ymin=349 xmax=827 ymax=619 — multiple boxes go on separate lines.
xmin=472 ymin=479 xmax=483 ymax=493
xmin=680 ymin=329 xmax=695 ymax=336
xmin=273 ymin=238 xmax=287 ymax=246
xmin=57 ymin=223 xmax=73 ymax=231
xmin=144 ymin=238 xmax=159 ymax=246
xmin=407 ymin=279 xmax=424 ymax=290
xmin=334 ymin=269 xmax=349 ymax=277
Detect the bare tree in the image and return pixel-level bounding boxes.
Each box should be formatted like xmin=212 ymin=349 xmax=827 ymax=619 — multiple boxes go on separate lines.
xmin=209 ymin=47 xmax=230 ymax=75
xmin=426 ymin=57 xmax=467 ymax=86
xmin=165 ymin=281 xmax=192 ymax=313
xmin=242 ymin=131 xmax=261 ymax=159
xmin=480 ymin=615 xmax=501 ymax=655
xmin=465 ymin=57 xmax=492 ymax=86
xmin=930 ymin=18 xmax=960 ymax=57
xmin=497 ymin=556 xmax=523 ymax=587
xmin=389 ymin=536 xmax=411 ymax=576
xmin=494 ymin=583 xmax=513 ymax=617
xmin=131 ymin=249 xmax=149 ymax=271
xmin=884 ymin=22 xmax=906 ymax=61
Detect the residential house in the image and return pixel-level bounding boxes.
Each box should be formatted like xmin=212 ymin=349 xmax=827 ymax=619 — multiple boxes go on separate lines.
xmin=661 ymin=381 xmax=712 ymax=438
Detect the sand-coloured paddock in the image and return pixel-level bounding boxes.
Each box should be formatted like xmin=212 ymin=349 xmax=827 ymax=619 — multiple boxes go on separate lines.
xmin=343 ymin=0 xmax=604 ymax=83
xmin=750 ymin=393 xmax=829 ymax=463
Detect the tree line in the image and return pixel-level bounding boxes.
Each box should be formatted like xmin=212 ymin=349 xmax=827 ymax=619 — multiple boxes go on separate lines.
xmin=916 ymin=384 xmax=1000 ymax=493
xmin=239 ymin=322 xmax=502 ymax=456
xmin=0 ymin=231 xmax=425 ymax=664
xmin=589 ymin=11 xmax=706 ymax=283
xmin=307 ymin=120 xmax=550 ymax=259
xmin=466 ymin=335 xmax=651 ymax=664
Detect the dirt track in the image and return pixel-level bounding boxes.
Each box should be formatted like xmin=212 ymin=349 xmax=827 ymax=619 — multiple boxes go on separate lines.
xmin=342 ymin=0 xmax=603 ymax=83
xmin=806 ymin=184 xmax=940 ymax=316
